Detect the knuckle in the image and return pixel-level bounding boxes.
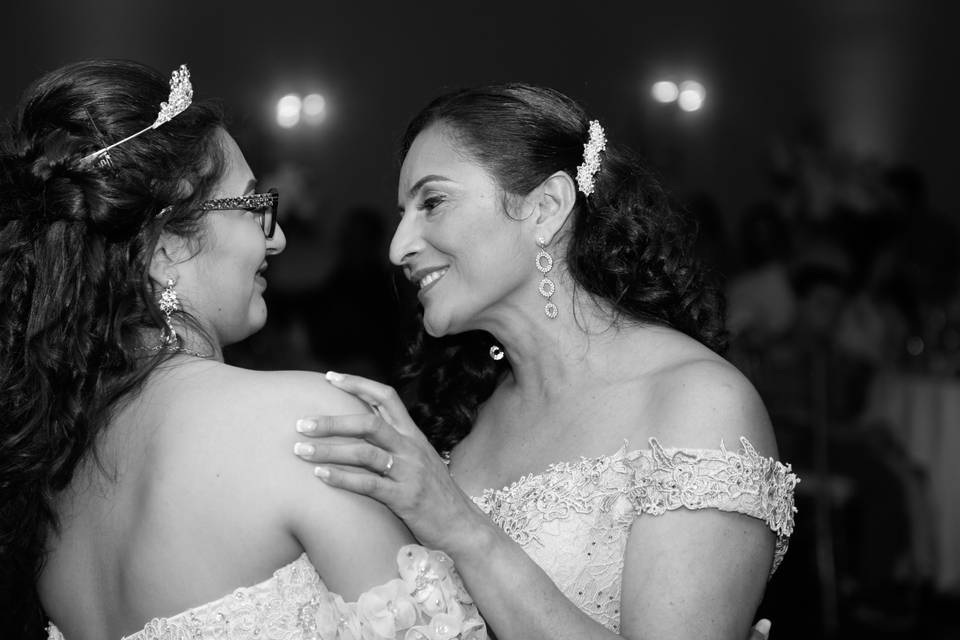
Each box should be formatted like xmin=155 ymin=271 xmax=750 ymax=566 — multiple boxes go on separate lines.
xmin=359 ymin=475 xmax=379 ymax=494
xmin=385 ymin=386 xmax=401 ymax=403
xmin=372 ymin=381 xmax=392 ymax=399
xmin=362 ymin=414 xmax=381 ymax=433
xmin=360 ymin=446 xmax=379 ymax=466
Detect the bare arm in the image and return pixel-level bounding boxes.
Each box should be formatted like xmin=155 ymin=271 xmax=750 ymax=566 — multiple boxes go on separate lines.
xmin=616 ymin=360 xmax=778 ymax=638
xmin=243 ymin=371 xmax=417 ymax=600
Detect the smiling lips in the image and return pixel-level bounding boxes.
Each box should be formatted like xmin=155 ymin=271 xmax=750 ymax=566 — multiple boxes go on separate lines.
xmin=413 ymin=267 xmax=448 ymax=292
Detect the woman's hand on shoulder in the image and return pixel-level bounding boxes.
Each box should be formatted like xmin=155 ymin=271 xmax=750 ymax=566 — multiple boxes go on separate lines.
xmin=291 ymin=371 xmax=495 ymax=556
xmin=228 ymin=369 xmax=416 ymax=600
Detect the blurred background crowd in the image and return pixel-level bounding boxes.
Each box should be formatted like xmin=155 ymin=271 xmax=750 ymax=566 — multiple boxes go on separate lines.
xmin=5 ymin=1 xmax=959 ymax=637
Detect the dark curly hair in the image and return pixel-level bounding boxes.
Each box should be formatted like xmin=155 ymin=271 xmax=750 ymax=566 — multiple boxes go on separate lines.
xmin=0 ymin=59 xmax=226 ymax=637
xmin=397 ymin=84 xmax=727 ymax=455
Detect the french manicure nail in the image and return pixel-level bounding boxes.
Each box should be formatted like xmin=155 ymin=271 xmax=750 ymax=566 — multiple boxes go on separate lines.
xmin=314 ymin=466 xmax=331 ymax=479
xmin=325 ymin=371 xmax=344 ymax=383
xmin=296 ymin=418 xmax=317 ymax=433
xmin=294 ymin=442 xmax=315 ymax=456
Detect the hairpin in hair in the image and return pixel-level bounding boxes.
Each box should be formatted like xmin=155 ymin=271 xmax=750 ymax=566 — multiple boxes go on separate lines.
xmin=80 ymin=64 xmax=194 ymax=168
xmin=575 ymin=120 xmax=606 ymax=196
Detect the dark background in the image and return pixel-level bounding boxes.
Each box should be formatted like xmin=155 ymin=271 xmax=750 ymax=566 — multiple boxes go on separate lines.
xmin=6 ymin=1 xmax=958 ymax=225
xmin=6 ymin=1 xmax=960 ymax=638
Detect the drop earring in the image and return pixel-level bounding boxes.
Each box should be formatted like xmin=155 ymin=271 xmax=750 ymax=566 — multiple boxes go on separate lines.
xmin=158 ymin=277 xmax=180 ymax=346
xmin=536 ymin=237 xmax=558 ymax=319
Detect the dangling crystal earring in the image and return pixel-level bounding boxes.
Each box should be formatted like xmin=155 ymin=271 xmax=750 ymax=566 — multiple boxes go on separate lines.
xmin=489 ymin=345 xmax=505 ymax=361
xmin=158 ymin=278 xmax=180 ymax=346
xmin=536 ymin=237 xmax=558 ymax=319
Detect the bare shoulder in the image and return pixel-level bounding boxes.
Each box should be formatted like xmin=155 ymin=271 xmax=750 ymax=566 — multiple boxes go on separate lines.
xmin=170 ymin=366 xmax=374 ymax=486
xmin=641 ymin=354 xmax=777 ymax=458
xmin=161 ymin=365 xmax=369 ymax=429
xmin=145 ymin=364 xmax=411 ymax=598
xmin=221 ymin=367 xmax=369 ymax=417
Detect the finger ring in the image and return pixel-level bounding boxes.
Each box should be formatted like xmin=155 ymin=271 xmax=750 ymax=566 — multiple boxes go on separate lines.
xmin=382 ymin=454 xmax=395 ymax=476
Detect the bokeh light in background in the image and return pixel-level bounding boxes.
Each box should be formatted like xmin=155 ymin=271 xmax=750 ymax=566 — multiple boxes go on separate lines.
xmin=276 ymin=94 xmax=302 ymax=128
xmin=276 ymin=92 xmax=327 ymax=128
xmin=651 ymin=80 xmax=680 ymax=103
xmin=302 ymin=93 xmax=327 ymax=125
xmin=677 ymin=80 xmax=706 ymax=112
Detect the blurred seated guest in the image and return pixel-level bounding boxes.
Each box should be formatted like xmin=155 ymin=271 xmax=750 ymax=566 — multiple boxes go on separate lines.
xmin=729 ymin=239 xmax=873 ymax=451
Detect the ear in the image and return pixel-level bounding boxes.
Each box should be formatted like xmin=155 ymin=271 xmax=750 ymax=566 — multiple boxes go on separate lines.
xmin=148 ymin=231 xmax=191 ymax=286
xmin=531 ymin=170 xmax=577 ymax=245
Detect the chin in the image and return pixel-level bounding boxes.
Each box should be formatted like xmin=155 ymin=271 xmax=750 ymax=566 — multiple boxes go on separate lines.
xmin=422 ymin=307 xmax=452 ymax=338
xmin=242 ymin=307 xmax=268 ymax=338
xmin=423 ymin=305 xmax=475 ymax=338
xmin=423 ymin=319 xmax=446 ymax=338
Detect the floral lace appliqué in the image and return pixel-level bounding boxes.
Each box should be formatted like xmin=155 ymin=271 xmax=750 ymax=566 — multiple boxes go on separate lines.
xmin=47 ymin=545 xmax=486 ymax=640
xmin=471 ymin=437 xmax=799 ymax=633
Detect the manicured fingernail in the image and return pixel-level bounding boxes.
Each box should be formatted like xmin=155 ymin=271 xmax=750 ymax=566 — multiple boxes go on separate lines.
xmin=314 ymin=466 xmax=331 ymax=479
xmin=296 ymin=418 xmax=317 ymax=433
xmin=325 ymin=371 xmax=344 ymax=383
xmin=293 ymin=442 xmax=315 ymax=456
xmin=755 ymin=619 xmax=771 ymax=636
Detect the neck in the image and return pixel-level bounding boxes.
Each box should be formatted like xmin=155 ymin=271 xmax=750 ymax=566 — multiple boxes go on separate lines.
xmin=134 ymin=327 xmax=223 ymax=362
xmin=480 ymin=279 xmax=643 ymax=402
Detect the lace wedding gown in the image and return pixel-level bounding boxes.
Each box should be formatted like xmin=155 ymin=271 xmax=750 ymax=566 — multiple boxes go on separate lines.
xmin=471 ymin=437 xmax=799 ymax=634
xmin=46 ymin=545 xmax=486 ymax=640
xmin=48 ymin=437 xmax=797 ymax=639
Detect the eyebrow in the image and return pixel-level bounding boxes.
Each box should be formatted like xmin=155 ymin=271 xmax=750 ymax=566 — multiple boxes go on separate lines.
xmin=244 ymin=178 xmax=257 ymax=195
xmin=407 ymin=174 xmax=454 ymax=198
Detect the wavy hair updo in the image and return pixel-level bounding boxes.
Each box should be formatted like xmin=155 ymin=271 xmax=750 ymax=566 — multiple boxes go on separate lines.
xmin=397 ymin=84 xmax=727 ymax=454
xmin=0 ymin=59 xmax=226 ymax=636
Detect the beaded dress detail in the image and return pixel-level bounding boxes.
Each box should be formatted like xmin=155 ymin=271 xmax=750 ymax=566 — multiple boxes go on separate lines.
xmin=47 ymin=545 xmax=486 ymax=640
xmin=471 ymin=437 xmax=799 ymax=634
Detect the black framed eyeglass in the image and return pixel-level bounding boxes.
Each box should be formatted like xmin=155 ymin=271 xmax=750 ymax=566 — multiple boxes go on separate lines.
xmin=198 ymin=187 xmax=280 ymax=239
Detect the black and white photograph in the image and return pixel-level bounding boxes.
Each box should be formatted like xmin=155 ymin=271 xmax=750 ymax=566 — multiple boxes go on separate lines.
xmin=2 ymin=2 xmax=958 ymax=638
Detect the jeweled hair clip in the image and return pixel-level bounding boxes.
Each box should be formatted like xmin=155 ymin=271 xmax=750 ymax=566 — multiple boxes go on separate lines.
xmin=80 ymin=64 xmax=194 ymax=168
xmin=575 ymin=120 xmax=606 ymax=196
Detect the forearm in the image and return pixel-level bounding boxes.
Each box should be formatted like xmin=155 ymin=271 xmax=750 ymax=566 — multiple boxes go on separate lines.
xmin=448 ymin=522 xmax=622 ymax=640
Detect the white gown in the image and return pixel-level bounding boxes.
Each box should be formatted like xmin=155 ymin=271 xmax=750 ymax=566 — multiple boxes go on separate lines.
xmin=470 ymin=437 xmax=799 ymax=634
xmin=48 ymin=437 xmax=798 ymax=639
xmin=46 ymin=545 xmax=486 ymax=640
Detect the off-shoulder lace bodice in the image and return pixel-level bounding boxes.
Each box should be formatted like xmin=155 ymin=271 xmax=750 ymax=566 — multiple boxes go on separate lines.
xmin=47 ymin=545 xmax=486 ymax=640
xmin=470 ymin=437 xmax=799 ymax=634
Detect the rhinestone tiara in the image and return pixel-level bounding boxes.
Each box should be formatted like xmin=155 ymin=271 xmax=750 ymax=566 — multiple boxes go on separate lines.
xmin=80 ymin=64 xmax=194 ymax=168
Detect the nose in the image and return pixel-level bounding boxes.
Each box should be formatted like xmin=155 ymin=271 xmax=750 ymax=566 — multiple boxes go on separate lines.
xmin=389 ymin=210 xmax=423 ymax=267
xmin=267 ymin=222 xmax=287 ymax=255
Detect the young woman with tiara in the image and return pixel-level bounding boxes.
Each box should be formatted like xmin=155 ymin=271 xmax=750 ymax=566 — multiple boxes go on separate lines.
xmin=0 ymin=60 xmax=484 ymax=640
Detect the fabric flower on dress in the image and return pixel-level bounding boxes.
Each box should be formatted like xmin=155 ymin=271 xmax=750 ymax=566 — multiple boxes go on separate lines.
xmin=357 ymin=578 xmax=419 ymax=640
xmin=403 ymin=600 xmax=484 ymax=640
xmin=398 ymin=545 xmax=467 ymax=617
xmin=335 ymin=595 xmax=363 ymax=640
